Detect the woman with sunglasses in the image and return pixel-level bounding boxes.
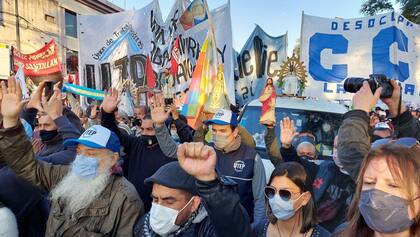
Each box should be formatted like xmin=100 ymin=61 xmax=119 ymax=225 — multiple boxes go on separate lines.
xmin=253 ymin=162 xmax=331 ymax=237
xmin=339 ymin=143 xmax=420 ymax=237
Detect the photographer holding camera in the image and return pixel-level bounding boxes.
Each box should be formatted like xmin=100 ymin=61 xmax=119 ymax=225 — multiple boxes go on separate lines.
xmin=337 ymin=78 xmax=420 ymax=181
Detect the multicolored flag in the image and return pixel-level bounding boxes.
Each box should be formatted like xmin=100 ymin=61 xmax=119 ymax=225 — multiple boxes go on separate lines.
xmin=170 ymin=37 xmax=180 ymax=77
xmin=181 ymin=31 xmax=217 ymax=129
xmin=179 ymin=0 xmax=208 ymax=31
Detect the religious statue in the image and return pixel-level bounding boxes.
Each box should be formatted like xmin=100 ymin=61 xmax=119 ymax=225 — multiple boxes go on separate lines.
xmin=162 ymin=68 xmax=175 ymax=105
xmin=259 ymin=78 xmax=276 ymax=126
xmin=204 ymin=64 xmax=230 ymax=113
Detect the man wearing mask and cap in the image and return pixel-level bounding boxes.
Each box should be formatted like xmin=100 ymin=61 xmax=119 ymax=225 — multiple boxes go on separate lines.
xmin=201 ymin=109 xmax=266 ymax=223
xmin=134 ymin=142 xmax=252 ymax=237
xmin=151 ymin=107 xmax=266 ymax=223
xmin=101 ymin=89 xmax=173 ymax=212
xmin=0 ymin=77 xmax=143 ymax=236
xmin=22 ymin=81 xmax=83 ymax=165
xmin=145 ymin=94 xmax=265 ymax=222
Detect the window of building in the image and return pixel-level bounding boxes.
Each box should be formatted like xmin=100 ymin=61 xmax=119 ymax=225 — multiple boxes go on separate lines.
xmin=45 ymin=14 xmax=55 ymax=23
xmin=65 ymin=10 xmax=77 ymax=38
xmin=66 ymin=50 xmax=78 ymax=74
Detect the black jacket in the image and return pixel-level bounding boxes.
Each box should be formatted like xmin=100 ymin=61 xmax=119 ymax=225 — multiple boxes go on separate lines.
xmin=265 ymin=127 xmax=355 ymax=232
xmin=337 ymin=109 xmax=420 ymax=182
xmin=166 ymin=116 xmax=195 ymax=143
xmin=134 ymin=175 xmax=252 ymax=237
xmin=101 ymin=111 xmax=173 ymax=212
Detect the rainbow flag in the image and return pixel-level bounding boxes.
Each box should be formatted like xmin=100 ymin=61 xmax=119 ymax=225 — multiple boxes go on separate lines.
xmin=181 ymin=31 xmax=217 ymax=129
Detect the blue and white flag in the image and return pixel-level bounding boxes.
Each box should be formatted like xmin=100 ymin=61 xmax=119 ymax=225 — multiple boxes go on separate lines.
xmin=15 ymin=65 xmax=29 ymax=99
xmin=119 ymin=89 xmax=135 ymax=117
xmin=301 ymin=12 xmax=420 ymax=104
xmin=234 ymin=25 xmax=287 ymax=106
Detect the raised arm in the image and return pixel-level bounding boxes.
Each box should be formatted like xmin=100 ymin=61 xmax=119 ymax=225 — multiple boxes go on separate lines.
xmin=337 ymin=81 xmax=381 ymax=181
xmin=101 ymin=89 xmax=137 ymax=151
xmin=264 ymin=126 xmax=282 ymax=166
xmin=171 ymin=104 xmax=194 ymax=143
xmin=37 ymin=86 xmax=80 ymax=164
xmin=151 ymin=97 xmax=178 ymax=159
xmin=177 ymin=143 xmax=252 ymax=237
xmin=0 ymin=78 xmax=67 ymax=192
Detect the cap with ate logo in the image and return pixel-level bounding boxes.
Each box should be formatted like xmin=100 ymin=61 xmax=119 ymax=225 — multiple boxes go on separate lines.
xmin=64 ymin=125 xmax=120 ymax=153
xmin=205 ymin=109 xmax=238 ymax=126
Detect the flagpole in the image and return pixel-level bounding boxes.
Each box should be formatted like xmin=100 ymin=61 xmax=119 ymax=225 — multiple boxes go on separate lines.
xmin=300 ymin=11 xmax=304 ymax=59
xmin=203 ymin=0 xmax=219 ymax=66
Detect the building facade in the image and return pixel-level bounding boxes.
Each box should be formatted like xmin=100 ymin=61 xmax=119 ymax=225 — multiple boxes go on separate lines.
xmin=0 ymin=0 xmax=122 ymax=79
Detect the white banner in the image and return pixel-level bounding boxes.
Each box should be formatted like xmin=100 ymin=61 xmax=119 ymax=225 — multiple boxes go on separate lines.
xmin=234 ymin=26 xmax=287 ymax=106
xmin=78 ymin=0 xmax=234 ymax=105
xmin=301 ymin=12 xmax=420 ymax=104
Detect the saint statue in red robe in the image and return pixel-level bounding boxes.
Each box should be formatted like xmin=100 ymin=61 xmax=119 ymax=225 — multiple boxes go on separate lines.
xmin=259 ymin=78 xmax=276 ymax=126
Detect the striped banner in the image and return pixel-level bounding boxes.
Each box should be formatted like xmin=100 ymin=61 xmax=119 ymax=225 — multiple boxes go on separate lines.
xmin=62 ymin=83 xmax=105 ymax=100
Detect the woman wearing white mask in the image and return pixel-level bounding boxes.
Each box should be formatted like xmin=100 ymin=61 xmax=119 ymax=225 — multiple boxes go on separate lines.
xmin=253 ymin=162 xmax=331 ymax=237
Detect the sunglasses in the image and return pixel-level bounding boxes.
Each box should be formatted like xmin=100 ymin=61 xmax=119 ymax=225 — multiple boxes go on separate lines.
xmin=264 ymin=186 xmax=300 ymax=201
xmin=371 ymin=137 xmax=419 ymax=149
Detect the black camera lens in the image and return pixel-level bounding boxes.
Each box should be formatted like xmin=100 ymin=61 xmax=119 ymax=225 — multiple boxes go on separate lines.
xmin=343 ymin=74 xmax=393 ymax=99
xmin=343 ymin=77 xmax=367 ymax=93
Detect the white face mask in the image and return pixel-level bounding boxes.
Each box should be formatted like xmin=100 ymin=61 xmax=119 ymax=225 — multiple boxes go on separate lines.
xmin=150 ymin=198 xmax=193 ymax=236
xmin=171 ymin=130 xmax=180 ymax=141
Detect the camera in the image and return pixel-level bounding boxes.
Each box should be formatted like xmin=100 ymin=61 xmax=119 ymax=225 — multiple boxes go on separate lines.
xmin=343 ymin=74 xmax=393 ymax=99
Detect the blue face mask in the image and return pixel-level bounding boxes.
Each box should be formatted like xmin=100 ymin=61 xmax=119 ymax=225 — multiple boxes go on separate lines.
xmin=269 ymin=194 xmax=301 ymax=220
xmin=72 ymin=155 xmax=99 ymax=179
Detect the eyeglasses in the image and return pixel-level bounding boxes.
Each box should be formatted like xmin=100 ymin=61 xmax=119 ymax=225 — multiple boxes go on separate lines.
xmin=371 ymin=137 xmax=419 ymax=149
xmin=264 ymin=186 xmax=300 ymax=201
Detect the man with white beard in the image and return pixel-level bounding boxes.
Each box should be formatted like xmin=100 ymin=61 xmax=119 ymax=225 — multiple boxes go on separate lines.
xmin=0 ymin=77 xmax=143 ymax=236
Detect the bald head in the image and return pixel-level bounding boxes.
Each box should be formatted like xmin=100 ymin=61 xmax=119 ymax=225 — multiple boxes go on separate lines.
xmin=296 ymin=142 xmax=316 ymax=159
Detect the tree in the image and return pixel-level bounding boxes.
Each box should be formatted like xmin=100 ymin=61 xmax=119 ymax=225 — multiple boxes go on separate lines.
xmin=360 ymin=0 xmax=419 ymax=24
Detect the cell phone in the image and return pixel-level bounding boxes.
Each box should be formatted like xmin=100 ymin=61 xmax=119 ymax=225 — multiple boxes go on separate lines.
xmin=44 ymin=81 xmax=54 ymax=100
xmin=164 ymin=98 xmax=173 ymax=106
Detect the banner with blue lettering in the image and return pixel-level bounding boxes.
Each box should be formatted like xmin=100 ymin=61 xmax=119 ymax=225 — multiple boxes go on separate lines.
xmin=78 ymin=0 xmax=235 ymax=106
xmin=301 ymin=12 xmax=420 ymax=104
xmin=234 ymin=25 xmax=287 ymax=106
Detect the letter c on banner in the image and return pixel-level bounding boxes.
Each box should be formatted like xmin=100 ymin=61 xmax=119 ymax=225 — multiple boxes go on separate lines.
xmin=372 ymin=26 xmax=409 ymax=82
xmin=309 ymin=33 xmax=348 ymax=83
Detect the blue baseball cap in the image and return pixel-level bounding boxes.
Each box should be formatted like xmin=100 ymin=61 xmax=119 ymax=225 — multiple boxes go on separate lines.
xmin=205 ymin=109 xmax=238 ymax=126
xmin=64 ymin=125 xmax=120 ymax=153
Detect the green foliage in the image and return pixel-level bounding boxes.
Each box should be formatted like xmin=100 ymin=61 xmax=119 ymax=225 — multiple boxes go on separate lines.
xmin=360 ymin=0 xmax=419 ymax=24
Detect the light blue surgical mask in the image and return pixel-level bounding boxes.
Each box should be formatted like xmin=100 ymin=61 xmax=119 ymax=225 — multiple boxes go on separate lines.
xmin=72 ymin=155 xmax=99 ymax=179
xmin=21 ymin=119 xmax=33 ymax=139
xmin=269 ymin=194 xmax=302 ymax=220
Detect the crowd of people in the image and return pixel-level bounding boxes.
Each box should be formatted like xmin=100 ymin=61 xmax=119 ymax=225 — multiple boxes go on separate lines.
xmin=0 ymin=76 xmax=419 ymax=237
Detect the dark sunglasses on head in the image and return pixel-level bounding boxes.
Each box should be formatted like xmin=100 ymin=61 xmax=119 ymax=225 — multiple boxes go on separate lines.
xmin=264 ymin=186 xmax=298 ymax=201
xmin=371 ymin=137 xmax=419 ymax=149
